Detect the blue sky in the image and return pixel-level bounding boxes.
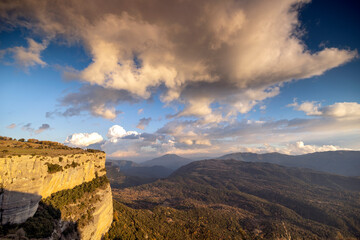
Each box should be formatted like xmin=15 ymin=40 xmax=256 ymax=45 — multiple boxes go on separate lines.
xmin=0 ymin=0 xmax=359 ymax=161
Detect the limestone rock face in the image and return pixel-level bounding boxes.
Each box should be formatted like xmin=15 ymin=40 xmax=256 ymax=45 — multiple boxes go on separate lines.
xmin=80 ymin=184 xmax=113 ymax=240
xmin=0 ymin=152 xmax=106 ymax=224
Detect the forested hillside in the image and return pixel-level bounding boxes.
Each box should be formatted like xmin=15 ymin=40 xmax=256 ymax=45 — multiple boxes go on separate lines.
xmin=106 ymin=159 xmax=360 ymax=239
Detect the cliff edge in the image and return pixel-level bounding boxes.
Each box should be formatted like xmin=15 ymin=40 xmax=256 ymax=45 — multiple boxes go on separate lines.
xmin=0 ymin=137 xmax=113 ymax=240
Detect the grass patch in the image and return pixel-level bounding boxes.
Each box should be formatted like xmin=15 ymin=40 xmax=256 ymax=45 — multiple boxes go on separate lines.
xmin=0 ymin=136 xmax=104 ymax=157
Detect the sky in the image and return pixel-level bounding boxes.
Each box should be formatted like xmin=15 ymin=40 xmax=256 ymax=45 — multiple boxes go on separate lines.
xmin=0 ymin=0 xmax=359 ymax=161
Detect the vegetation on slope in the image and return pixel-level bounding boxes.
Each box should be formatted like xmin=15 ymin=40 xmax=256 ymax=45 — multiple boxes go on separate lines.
xmin=104 ymin=200 xmax=250 ymax=240
xmin=44 ymin=175 xmax=109 ymax=209
xmin=107 ymin=159 xmax=360 ymax=239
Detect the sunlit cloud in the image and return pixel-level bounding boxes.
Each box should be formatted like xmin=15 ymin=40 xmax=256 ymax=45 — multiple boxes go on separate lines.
xmin=95 ymin=103 xmax=360 ymax=159
xmin=107 ymin=125 xmax=139 ymax=143
xmin=289 ymin=101 xmax=360 ymax=118
xmin=239 ymin=141 xmax=350 ymax=155
xmin=65 ymin=132 xmax=104 ymax=148
xmin=2 ymin=38 xmax=47 ymax=70
xmin=0 ymin=0 xmax=357 ymax=121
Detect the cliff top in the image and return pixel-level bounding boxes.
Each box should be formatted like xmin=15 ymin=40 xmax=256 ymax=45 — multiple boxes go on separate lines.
xmin=0 ymin=136 xmax=104 ymax=157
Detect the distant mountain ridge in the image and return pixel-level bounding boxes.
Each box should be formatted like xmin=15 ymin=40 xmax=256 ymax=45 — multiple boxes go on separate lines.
xmin=141 ymin=154 xmax=194 ymax=170
xmin=107 ymin=159 xmax=173 ymax=180
xmin=108 ymin=159 xmax=141 ymax=169
xmin=218 ymin=150 xmax=360 ymax=176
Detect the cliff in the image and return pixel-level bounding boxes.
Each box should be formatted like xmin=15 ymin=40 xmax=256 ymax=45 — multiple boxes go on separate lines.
xmin=0 ymin=138 xmax=113 ymax=240
xmin=80 ymin=184 xmax=113 ymax=240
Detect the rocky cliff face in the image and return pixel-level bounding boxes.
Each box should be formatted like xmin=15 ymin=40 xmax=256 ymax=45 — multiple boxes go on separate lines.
xmin=80 ymin=184 xmax=113 ymax=240
xmin=0 ymin=151 xmax=113 ymax=240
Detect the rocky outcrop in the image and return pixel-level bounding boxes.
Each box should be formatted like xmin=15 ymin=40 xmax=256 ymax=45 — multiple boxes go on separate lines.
xmin=0 ymin=153 xmax=105 ymax=224
xmin=0 ymin=151 xmax=113 ymax=240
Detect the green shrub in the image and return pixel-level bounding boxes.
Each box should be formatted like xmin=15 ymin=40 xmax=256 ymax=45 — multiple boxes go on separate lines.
xmin=65 ymin=161 xmax=80 ymax=169
xmin=45 ymin=163 xmax=63 ymax=173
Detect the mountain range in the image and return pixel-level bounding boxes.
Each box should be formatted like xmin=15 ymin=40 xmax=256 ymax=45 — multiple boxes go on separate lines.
xmin=108 ymin=159 xmax=360 ymax=239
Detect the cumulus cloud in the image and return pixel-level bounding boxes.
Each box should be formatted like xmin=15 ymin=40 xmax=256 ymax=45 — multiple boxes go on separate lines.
xmin=64 ymin=132 xmax=104 ymax=147
xmin=6 ymin=123 xmax=16 ymax=129
xmin=3 ymin=38 xmax=47 ymax=69
xmin=1 ymin=0 xmax=357 ymax=121
xmin=136 ymin=117 xmax=152 ymax=130
xmin=107 ymin=125 xmax=139 ymax=142
xmin=289 ymin=101 xmax=360 ymax=118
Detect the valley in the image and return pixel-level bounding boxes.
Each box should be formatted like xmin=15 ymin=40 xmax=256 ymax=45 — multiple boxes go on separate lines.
xmin=106 ymin=157 xmax=360 ymax=239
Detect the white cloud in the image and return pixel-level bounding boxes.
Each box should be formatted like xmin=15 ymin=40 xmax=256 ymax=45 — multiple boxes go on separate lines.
xmin=64 ymin=132 xmax=103 ymax=147
xmin=284 ymin=141 xmax=346 ymax=155
xmin=107 ymin=125 xmax=139 ymax=142
xmin=107 ymin=125 xmax=127 ymax=139
xmin=289 ymin=101 xmax=360 ymax=118
xmin=1 ymin=0 xmax=357 ymax=121
xmin=321 ymin=102 xmax=360 ymax=118
xmin=239 ymin=141 xmax=350 ymax=155
xmin=288 ymin=100 xmax=322 ymax=116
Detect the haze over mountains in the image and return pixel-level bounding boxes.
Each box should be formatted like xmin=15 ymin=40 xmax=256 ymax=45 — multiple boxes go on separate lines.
xmin=141 ymin=154 xmax=194 ymax=170
xmin=219 ymin=151 xmax=360 ymax=176
xmin=109 ymin=160 xmax=173 ymax=179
